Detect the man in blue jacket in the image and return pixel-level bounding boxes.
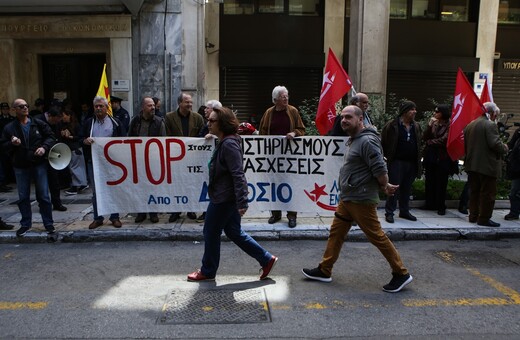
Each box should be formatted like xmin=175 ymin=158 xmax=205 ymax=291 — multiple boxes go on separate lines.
xmin=1 ymin=98 xmax=56 ymax=238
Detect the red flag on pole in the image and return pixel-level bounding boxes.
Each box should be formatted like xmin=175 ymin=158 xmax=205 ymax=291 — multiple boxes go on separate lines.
xmin=315 ymin=48 xmax=352 ymax=135
xmin=480 ymin=78 xmax=493 ymax=104
xmin=446 ymin=68 xmax=485 ymax=161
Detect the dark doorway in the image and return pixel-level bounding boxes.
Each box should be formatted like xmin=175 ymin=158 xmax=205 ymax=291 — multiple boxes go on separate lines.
xmin=41 ymin=54 xmax=106 ymax=113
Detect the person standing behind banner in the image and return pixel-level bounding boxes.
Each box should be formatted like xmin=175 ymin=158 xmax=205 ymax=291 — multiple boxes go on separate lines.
xmin=0 ymin=102 xmax=15 ymax=192
xmin=164 ymin=92 xmax=204 ymax=223
xmin=61 ymin=110 xmax=89 ymax=195
xmin=0 ymin=98 xmax=56 ymax=238
xmin=421 ymin=104 xmax=456 ymax=216
xmin=464 ymin=102 xmax=508 ymax=227
xmin=187 ymin=107 xmax=278 ymax=282
xmin=82 ymin=96 xmax=126 ymax=230
xmin=111 ymin=96 xmax=130 ymax=135
xmin=258 ymin=85 xmax=305 ymax=228
xmin=128 ymin=97 xmax=166 ymax=224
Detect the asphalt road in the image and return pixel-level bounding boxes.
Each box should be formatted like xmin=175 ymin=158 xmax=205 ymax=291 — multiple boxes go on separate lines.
xmin=1 ymin=239 xmax=519 ymax=339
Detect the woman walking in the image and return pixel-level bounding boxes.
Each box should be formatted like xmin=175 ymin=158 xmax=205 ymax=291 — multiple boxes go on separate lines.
xmin=187 ymin=107 xmax=278 ymax=281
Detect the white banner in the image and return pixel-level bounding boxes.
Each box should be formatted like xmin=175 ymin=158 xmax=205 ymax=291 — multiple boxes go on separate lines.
xmin=91 ymin=136 xmax=348 ymax=216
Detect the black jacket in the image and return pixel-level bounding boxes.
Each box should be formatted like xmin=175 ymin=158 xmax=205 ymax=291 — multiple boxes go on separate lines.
xmin=1 ymin=117 xmax=56 ymax=168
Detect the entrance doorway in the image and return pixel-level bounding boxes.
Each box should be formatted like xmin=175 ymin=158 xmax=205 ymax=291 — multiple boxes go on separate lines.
xmin=41 ymin=54 xmax=106 ymax=113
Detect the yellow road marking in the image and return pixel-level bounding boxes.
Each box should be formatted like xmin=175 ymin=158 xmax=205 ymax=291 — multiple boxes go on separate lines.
xmin=305 ymin=302 xmax=326 ymax=309
xmin=0 ymin=302 xmax=48 ymax=310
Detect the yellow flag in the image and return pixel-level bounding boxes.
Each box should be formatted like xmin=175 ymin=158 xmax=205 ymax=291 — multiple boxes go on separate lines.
xmin=96 ymin=63 xmax=113 ymax=116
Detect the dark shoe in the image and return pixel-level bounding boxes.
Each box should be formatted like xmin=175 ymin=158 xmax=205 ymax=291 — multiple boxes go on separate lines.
xmin=383 ymin=273 xmax=413 ymax=293
xmin=0 ymin=219 xmax=14 ymax=230
xmin=187 ymin=212 xmax=197 ymax=220
xmin=187 ymin=270 xmax=215 ymax=282
xmin=504 ymin=214 xmax=519 ymax=221
xmin=196 ymin=212 xmax=206 ymax=223
xmin=78 ymin=185 xmax=89 ymax=193
xmin=385 ymin=214 xmax=394 ymax=223
xmin=65 ymin=187 xmax=78 ymax=195
xmin=45 ymin=225 xmax=56 ymax=233
xmin=16 ymin=226 xmax=30 ymax=237
xmin=399 ymin=212 xmax=417 ymax=221
xmin=268 ymin=215 xmax=281 ymax=224
xmin=150 ymin=214 xmax=159 ymax=223
xmin=53 ymin=204 xmax=67 ymax=211
xmin=288 ymin=218 xmax=297 ymax=228
xmin=134 ymin=213 xmax=146 ymax=223
xmin=437 ymin=209 xmax=446 ymax=216
xmin=458 ymin=207 xmax=468 ymax=214
xmin=477 ymin=220 xmax=500 ymax=227
xmin=302 ymin=267 xmax=332 ymax=283
xmin=89 ymin=220 xmax=103 ymax=229
xmin=352 ymin=221 xmax=358 ymax=226
xmin=110 ymin=218 xmax=122 ymax=228
xmin=260 ymin=256 xmax=278 ymax=280
xmin=169 ymin=213 xmax=180 ymax=223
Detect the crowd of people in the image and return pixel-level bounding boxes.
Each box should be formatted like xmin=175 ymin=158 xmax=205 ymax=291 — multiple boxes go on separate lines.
xmin=0 ymin=86 xmax=517 ymax=291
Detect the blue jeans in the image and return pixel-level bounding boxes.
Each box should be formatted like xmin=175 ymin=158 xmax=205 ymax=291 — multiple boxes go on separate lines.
xmin=87 ymin=161 xmax=119 ymax=222
xmin=201 ymin=201 xmax=272 ymax=278
xmin=14 ymin=163 xmax=53 ymax=229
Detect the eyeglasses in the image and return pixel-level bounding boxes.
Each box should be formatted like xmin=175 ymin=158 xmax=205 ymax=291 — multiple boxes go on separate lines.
xmin=16 ymin=104 xmax=29 ymax=109
xmin=207 ymin=118 xmax=218 ymax=123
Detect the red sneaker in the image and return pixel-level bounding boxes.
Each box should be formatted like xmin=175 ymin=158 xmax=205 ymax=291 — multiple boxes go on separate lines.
xmin=187 ymin=270 xmax=215 ymax=282
xmin=260 ymin=256 xmax=278 ymax=280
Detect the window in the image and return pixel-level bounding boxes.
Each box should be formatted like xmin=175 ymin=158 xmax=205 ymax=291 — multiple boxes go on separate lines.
xmin=411 ymin=0 xmax=436 ymax=19
xmin=440 ymin=0 xmax=468 ymax=21
xmin=223 ymin=0 xmax=255 ymax=15
xmin=390 ymin=0 xmax=408 ymax=19
xmin=289 ymin=0 xmax=321 ymax=16
xmin=498 ymin=0 xmax=520 ymax=24
xmin=258 ymin=0 xmax=284 ymax=13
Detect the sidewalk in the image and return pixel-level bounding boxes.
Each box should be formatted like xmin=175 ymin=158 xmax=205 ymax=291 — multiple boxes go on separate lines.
xmin=1 ymin=185 xmax=520 ymax=243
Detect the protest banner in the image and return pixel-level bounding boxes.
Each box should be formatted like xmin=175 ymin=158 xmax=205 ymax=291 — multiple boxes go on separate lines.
xmin=91 ymin=136 xmax=348 ymax=216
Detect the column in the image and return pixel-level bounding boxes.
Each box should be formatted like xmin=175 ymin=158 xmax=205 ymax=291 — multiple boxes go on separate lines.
xmin=474 ymin=0 xmax=499 ymax=93
xmin=111 ymin=38 xmax=133 ymax=117
xmin=324 ymin=0 xmax=345 ymax=61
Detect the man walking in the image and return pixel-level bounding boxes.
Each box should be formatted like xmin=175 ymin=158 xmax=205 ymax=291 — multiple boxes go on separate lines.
xmin=1 ymin=98 xmax=57 ymax=238
xmin=464 ymin=102 xmax=508 ymax=227
xmin=128 ymin=97 xmax=167 ymax=223
xmin=302 ymin=105 xmax=412 ymax=293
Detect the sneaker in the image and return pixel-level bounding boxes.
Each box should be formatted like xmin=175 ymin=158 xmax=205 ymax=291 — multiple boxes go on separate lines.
xmin=187 ymin=270 xmax=215 ymax=282
xmin=383 ymin=273 xmax=413 ymax=293
xmin=196 ymin=212 xmax=206 ymax=223
xmin=65 ymin=187 xmax=78 ymax=195
xmin=78 ymin=185 xmax=89 ymax=193
xmin=260 ymin=255 xmax=278 ymax=280
xmin=301 ymin=267 xmax=332 ymax=283
xmin=16 ymin=226 xmax=31 ymax=237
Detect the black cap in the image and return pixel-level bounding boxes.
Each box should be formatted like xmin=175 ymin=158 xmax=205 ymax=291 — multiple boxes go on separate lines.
xmin=111 ymin=96 xmax=123 ymax=102
xmin=399 ymin=101 xmax=417 ymax=116
xmin=0 ymin=102 xmax=9 ymax=109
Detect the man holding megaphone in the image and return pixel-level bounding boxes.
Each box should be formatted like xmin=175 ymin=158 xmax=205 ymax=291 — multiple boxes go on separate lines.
xmin=0 ymin=98 xmax=57 ymax=238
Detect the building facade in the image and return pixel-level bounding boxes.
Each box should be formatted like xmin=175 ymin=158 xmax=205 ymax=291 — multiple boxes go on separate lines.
xmin=0 ymin=0 xmax=519 ymax=124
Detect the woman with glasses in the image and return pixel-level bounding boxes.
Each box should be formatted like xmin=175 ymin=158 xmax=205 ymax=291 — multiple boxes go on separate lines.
xmin=187 ymin=107 xmax=278 ymax=282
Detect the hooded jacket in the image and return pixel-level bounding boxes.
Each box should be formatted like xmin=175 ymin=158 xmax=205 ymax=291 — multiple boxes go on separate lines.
xmin=339 ymin=127 xmax=387 ymax=202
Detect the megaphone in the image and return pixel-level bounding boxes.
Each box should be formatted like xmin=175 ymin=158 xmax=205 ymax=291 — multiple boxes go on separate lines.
xmin=48 ymin=143 xmax=72 ymax=170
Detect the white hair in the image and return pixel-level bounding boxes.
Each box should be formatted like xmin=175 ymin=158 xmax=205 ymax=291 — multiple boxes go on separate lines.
xmin=272 ymin=86 xmax=288 ymax=104
xmin=205 ymin=100 xmax=222 ymax=110
xmin=483 ymin=102 xmax=500 ymax=115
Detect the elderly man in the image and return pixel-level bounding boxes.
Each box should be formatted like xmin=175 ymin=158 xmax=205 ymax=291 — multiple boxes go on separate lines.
xmin=1 ymin=98 xmax=56 ymax=237
xmin=198 ymin=99 xmax=222 ymax=138
xmin=82 ymin=96 xmax=126 ymax=229
xmin=302 ymin=105 xmax=412 ymax=293
xmin=128 ymin=97 xmax=167 ymax=223
xmin=381 ymin=100 xmax=423 ymax=223
xmin=328 ymin=92 xmax=373 ymax=136
xmin=464 ymin=102 xmax=508 ymax=227
xmin=164 ymin=92 xmax=205 ymax=223
xmin=258 ymin=85 xmax=305 ymax=228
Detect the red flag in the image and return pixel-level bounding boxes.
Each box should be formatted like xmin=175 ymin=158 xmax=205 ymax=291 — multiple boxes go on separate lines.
xmin=315 ymin=48 xmax=352 ymax=135
xmin=480 ymin=78 xmax=493 ymax=104
xmin=446 ymin=68 xmax=485 ymax=161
